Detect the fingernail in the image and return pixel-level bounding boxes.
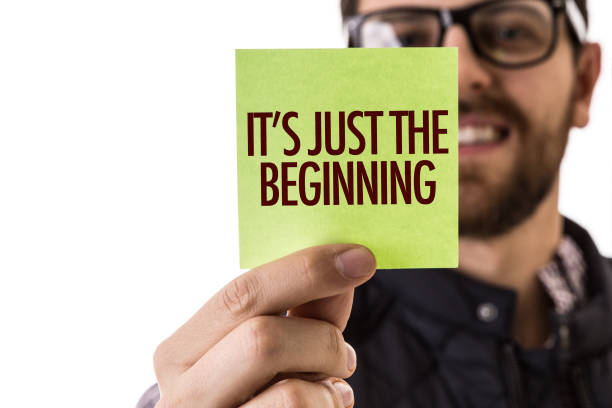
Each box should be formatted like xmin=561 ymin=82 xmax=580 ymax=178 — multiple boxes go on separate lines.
xmin=332 ymin=381 xmax=354 ymax=407
xmin=345 ymin=342 xmax=357 ymax=372
xmin=336 ymin=247 xmax=375 ymax=279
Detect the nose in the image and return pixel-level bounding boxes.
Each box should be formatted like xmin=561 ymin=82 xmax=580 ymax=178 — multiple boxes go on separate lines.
xmin=442 ymin=26 xmax=494 ymax=97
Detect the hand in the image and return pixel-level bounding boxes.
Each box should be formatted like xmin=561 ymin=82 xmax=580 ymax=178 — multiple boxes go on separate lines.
xmin=153 ymin=244 xmax=376 ymax=408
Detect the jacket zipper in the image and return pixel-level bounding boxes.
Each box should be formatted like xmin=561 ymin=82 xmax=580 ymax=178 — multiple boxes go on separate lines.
xmin=571 ymin=365 xmax=594 ymax=408
xmin=559 ymin=320 xmax=595 ymax=408
xmin=501 ymin=343 xmax=527 ymax=408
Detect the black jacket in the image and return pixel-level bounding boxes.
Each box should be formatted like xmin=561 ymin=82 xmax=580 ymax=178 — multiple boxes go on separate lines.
xmin=344 ymin=217 xmax=612 ymax=407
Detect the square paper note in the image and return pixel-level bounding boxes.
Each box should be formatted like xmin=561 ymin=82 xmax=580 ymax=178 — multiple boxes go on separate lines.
xmin=236 ymin=48 xmax=457 ymax=269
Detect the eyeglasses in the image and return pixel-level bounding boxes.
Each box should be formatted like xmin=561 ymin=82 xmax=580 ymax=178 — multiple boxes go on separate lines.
xmin=346 ymin=0 xmax=587 ymax=69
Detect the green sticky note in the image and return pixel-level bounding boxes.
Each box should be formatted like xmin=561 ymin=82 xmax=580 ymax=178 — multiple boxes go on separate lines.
xmin=236 ymin=48 xmax=457 ymax=269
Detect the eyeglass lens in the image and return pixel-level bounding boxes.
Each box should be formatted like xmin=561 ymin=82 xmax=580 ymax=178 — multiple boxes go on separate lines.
xmin=357 ymin=0 xmax=555 ymax=66
xmin=361 ymin=12 xmax=441 ymax=48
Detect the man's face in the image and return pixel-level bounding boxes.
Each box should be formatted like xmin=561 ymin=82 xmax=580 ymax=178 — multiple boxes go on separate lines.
xmin=358 ymin=0 xmax=579 ymax=237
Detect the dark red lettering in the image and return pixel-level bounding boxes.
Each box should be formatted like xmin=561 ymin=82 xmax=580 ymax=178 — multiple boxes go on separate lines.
xmin=309 ymin=112 xmax=323 ymax=155
xmin=356 ymin=161 xmax=378 ymax=205
xmin=348 ymin=111 xmax=365 ymax=155
xmin=326 ymin=111 xmax=345 ymax=156
xmin=433 ymin=110 xmax=449 ymax=154
xmin=381 ymin=161 xmax=388 ymax=204
xmin=247 ymin=112 xmax=255 ymax=156
xmin=415 ymin=160 xmax=436 ymax=204
xmin=365 ymin=111 xmax=383 ymax=154
xmin=260 ymin=162 xmax=279 ymax=206
xmin=298 ymin=161 xmax=321 ymax=206
xmin=390 ymin=161 xmax=412 ymax=204
xmin=281 ymin=162 xmax=298 ymax=206
xmin=389 ymin=111 xmax=408 ymax=155
xmin=283 ymin=112 xmax=300 ymax=156
xmin=409 ymin=110 xmax=430 ymax=154
xmin=332 ymin=161 xmax=354 ymax=205
xmin=253 ymin=112 xmax=273 ymax=156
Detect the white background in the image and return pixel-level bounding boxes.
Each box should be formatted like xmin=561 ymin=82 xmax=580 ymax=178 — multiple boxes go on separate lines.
xmin=0 ymin=1 xmax=610 ymax=406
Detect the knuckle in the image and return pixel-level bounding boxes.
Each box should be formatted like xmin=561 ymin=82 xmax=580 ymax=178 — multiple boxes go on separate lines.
xmin=296 ymin=250 xmax=326 ymax=291
xmin=325 ymin=324 xmax=344 ymax=357
xmin=322 ymin=380 xmax=350 ymax=408
xmin=153 ymin=339 xmax=172 ymax=372
xmin=278 ymin=382 xmax=309 ymax=408
xmin=154 ymin=396 xmax=179 ymax=408
xmin=276 ymin=380 xmax=337 ymax=408
xmin=154 ymin=398 xmax=170 ymax=408
xmin=240 ymin=316 xmax=281 ymax=362
xmin=220 ymin=274 xmax=260 ymax=318
xmin=318 ymin=381 xmax=342 ymax=407
xmin=155 ymin=383 xmax=200 ymax=408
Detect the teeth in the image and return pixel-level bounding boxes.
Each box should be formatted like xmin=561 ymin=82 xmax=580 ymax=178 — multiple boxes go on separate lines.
xmin=458 ymin=126 xmax=501 ymax=146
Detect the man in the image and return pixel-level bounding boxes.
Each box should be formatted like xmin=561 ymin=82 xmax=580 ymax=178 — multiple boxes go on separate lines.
xmin=139 ymin=0 xmax=606 ymax=406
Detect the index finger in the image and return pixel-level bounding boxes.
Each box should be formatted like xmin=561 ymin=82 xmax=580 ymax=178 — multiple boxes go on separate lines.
xmin=157 ymin=244 xmax=375 ymax=371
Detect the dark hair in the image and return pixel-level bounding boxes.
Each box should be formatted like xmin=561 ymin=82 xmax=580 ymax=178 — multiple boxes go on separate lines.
xmin=340 ymin=0 xmax=357 ymax=18
xmin=340 ymin=0 xmax=588 ymax=27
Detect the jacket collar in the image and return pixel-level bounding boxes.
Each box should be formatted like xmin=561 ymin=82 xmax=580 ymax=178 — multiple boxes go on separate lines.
xmin=560 ymin=218 xmax=612 ymax=362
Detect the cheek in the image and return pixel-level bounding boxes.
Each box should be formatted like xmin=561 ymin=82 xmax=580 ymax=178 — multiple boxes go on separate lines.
xmin=499 ymin=50 xmax=574 ymax=131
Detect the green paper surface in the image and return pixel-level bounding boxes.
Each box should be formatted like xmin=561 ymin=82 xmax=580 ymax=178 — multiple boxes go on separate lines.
xmin=236 ymin=48 xmax=458 ymax=269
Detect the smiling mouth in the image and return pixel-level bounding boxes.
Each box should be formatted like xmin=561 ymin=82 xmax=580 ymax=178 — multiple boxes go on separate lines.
xmin=458 ymin=125 xmax=511 ymax=147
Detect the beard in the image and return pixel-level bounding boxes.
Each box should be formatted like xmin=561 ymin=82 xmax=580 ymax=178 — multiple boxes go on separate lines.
xmin=458 ymin=91 xmax=574 ymax=238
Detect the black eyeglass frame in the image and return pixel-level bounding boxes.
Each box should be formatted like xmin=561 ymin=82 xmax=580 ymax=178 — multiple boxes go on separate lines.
xmin=346 ymin=0 xmax=577 ymax=69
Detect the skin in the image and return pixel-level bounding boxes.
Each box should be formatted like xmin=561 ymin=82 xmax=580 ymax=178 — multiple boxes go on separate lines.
xmin=153 ymin=1 xmax=601 ymax=406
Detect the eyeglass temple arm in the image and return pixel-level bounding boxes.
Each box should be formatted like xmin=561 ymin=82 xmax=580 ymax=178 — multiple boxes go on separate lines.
xmin=562 ymin=0 xmax=588 ymax=42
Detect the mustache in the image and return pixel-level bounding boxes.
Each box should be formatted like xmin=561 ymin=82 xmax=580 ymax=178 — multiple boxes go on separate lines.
xmin=459 ymin=94 xmax=528 ymax=133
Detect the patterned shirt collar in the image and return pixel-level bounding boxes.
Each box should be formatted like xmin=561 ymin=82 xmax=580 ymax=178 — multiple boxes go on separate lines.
xmin=537 ymin=235 xmax=588 ymax=315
